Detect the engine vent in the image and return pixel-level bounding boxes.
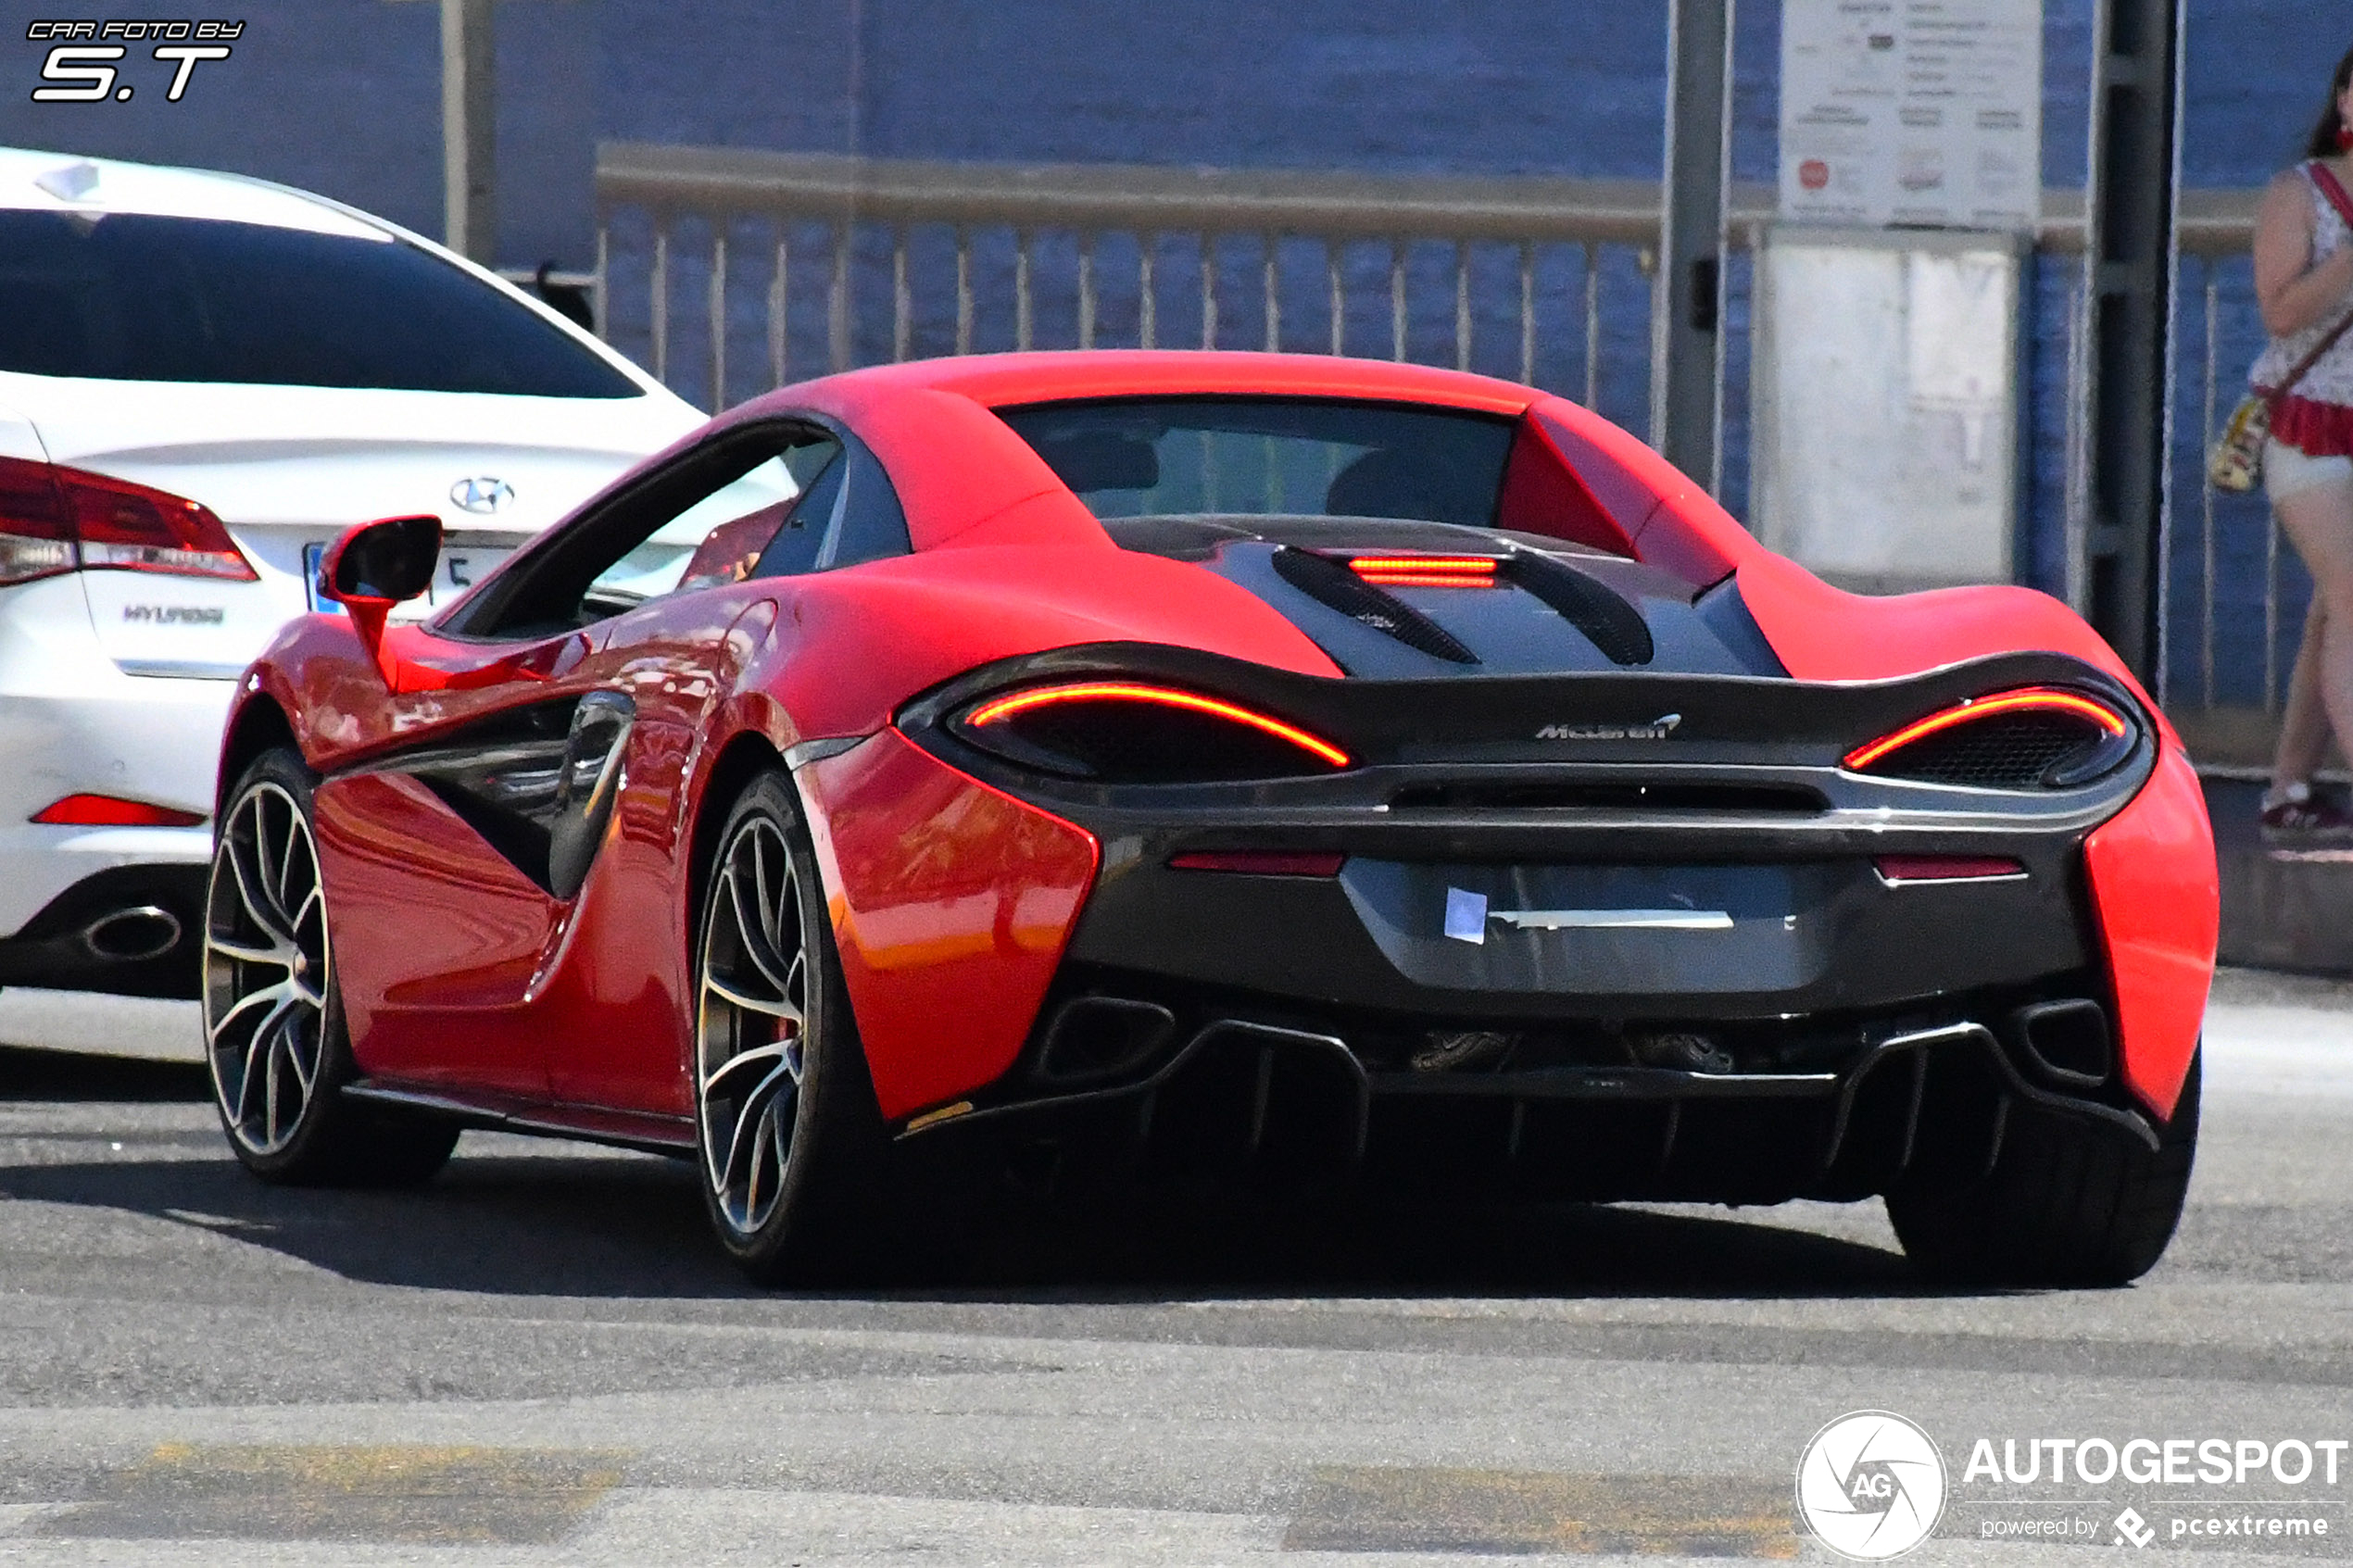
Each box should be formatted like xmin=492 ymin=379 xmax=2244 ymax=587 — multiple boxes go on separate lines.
xmin=1269 ymin=547 xmax=1478 ymax=664
xmin=1504 ymin=552 xmax=1655 ymax=666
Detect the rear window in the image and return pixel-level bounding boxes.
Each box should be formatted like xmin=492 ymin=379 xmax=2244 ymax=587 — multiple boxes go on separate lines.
xmin=998 ymin=397 xmax=1516 ymax=528
xmin=0 ymin=210 xmax=639 ymax=397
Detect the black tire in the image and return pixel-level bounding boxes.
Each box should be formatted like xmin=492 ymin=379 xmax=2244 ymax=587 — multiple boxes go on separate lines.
xmin=203 ymin=747 xmax=459 ymax=1187
xmin=691 ymin=770 xmax=892 ymax=1286
xmin=1886 ymin=1051 xmax=2199 ymax=1286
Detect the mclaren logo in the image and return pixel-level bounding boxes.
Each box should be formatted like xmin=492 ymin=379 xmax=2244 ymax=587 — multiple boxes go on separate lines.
xmin=449 ymin=476 xmax=514 ymax=515
xmin=1537 ymin=712 xmax=1681 ymax=742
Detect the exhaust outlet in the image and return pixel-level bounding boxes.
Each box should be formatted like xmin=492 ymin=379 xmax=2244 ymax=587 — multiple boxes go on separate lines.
xmin=81 ymin=905 xmax=182 ymax=962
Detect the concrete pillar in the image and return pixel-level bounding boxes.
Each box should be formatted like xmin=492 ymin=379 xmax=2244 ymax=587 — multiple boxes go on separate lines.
xmin=441 ymin=0 xmax=496 ymax=264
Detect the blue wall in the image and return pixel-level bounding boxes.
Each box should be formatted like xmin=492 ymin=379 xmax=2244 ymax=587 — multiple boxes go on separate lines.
xmin=2 ymin=1 xmax=2320 ymax=273
xmin=0 ymin=2 xmax=2329 ymax=622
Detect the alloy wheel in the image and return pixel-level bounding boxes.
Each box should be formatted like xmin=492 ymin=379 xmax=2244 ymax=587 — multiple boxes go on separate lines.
xmin=203 ymin=781 xmax=331 ymax=1157
xmin=697 ymin=813 xmax=810 ymax=1236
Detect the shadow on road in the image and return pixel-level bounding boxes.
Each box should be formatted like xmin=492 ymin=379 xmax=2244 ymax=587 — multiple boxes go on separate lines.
xmin=0 ymin=1046 xmax=1930 ymax=1305
xmin=0 ymin=1044 xmax=208 ymax=1102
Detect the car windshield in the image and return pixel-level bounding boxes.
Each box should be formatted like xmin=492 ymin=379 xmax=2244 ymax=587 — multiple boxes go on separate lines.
xmin=0 ymin=210 xmax=639 ymax=396
xmin=997 ymin=396 xmax=1517 ymax=529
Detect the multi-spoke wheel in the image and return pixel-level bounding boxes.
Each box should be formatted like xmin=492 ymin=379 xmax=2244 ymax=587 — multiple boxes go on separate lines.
xmin=206 ymin=774 xmax=328 ymax=1159
xmin=203 ymin=748 xmax=457 ymax=1185
xmin=698 ymin=810 xmax=809 ymax=1235
xmin=693 ymin=771 xmax=887 ymax=1283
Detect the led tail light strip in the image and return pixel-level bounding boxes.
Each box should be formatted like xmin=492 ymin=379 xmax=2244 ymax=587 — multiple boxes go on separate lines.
xmin=1843 ymin=687 xmax=2128 ymax=772
xmin=964 ymin=682 xmax=1353 ymax=768
xmin=1347 ymin=554 xmax=1500 ymax=589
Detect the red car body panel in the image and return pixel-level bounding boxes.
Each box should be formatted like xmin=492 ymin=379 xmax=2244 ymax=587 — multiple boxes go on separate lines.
xmin=311 ymin=769 xmax=559 ymax=1097
xmin=755 ymin=545 xmax=1343 ymax=743
xmin=216 ymin=350 xmax=2217 ymax=1146
xmin=799 ymin=728 xmax=1099 ymax=1119
xmin=2081 ymin=746 xmax=2221 ymax=1116
xmin=1729 ymin=550 xmax=2208 ymax=1119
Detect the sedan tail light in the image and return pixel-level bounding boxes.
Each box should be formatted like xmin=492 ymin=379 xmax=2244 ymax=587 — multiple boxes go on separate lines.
xmin=32 ymin=793 xmax=208 ymax=827
xmin=0 ymin=458 xmax=74 ymax=584
xmin=0 ymin=455 xmax=255 ymax=587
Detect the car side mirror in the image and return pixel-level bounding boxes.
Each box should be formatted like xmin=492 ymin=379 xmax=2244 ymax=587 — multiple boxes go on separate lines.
xmin=319 ymin=514 xmax=441 ymax=672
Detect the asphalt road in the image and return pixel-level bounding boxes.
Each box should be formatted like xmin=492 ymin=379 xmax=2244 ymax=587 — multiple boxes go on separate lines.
xmin=0 ymin=973 xmax=2346 ymax=1566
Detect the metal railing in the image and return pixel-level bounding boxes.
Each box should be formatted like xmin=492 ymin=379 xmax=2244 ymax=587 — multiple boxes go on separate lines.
xmin=593 ymin=142 xmax=1730 ymax=433
xmin=2005 ymin=189 xmax=2276 ymax=759
xmin=590 ymin=143 xmax=2275 ymax=759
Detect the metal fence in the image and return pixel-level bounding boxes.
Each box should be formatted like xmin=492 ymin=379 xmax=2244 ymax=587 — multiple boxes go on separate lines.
xmin=589 ymin=143 xmax=2275 ymax=759
xmin=592 ymin=143 xmax=1716 ymax=431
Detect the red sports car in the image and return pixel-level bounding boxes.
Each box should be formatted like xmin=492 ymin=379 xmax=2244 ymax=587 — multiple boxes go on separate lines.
xmin=203 ymin=351 xmax=2217 ymax=1286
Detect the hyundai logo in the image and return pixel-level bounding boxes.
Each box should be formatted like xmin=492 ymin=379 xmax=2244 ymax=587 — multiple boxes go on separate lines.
xmin=449 ymin=476 xmax=514 ymax=515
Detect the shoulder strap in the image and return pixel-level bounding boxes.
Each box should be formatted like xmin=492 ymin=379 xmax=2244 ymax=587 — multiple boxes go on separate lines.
xmin=2312 ymin=160 xmax=2353 ymax=232
xmin=2262 ymin=165 xmax=2353 ymax=404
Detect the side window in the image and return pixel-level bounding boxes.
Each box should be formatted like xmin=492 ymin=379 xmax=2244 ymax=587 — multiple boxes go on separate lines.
xmin=749 ymin=438 xmax=911 ymax=580
xmin=598 ymin=436 xmax=836 ymax=603
xmin=742 ymin=449 xmax=847 ymax=580
xmin=452 ymin=420 xmax=914 ymax=642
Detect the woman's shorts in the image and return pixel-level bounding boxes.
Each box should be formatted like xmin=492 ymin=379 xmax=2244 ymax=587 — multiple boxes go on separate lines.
xmin=2268 ymin=437 xmax=2353 ymax=502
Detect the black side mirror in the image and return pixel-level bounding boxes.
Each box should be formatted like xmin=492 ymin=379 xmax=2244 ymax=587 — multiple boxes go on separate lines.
xmin=323 ymin=514 xmax=441 ymax=604
xmin=319 ymin=514 xmax=441 ymax=673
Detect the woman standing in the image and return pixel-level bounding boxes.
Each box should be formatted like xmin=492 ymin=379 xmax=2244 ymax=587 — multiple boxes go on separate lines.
xmin=2259 ymin=46 xmax=2353 ymax=835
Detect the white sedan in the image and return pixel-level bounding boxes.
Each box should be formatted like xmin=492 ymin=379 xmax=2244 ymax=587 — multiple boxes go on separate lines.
xmin=0 ymin=147 xmax=702 ymax=998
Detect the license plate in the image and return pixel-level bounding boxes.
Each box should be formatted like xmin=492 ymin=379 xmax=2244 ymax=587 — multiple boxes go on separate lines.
xmin=302 ymin=541 xmax=339 ymax=615
xmin=434 ymin=544 xmax=510 ymax=599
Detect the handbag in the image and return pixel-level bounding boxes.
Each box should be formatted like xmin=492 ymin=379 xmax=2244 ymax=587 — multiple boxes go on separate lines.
xmin=2212 ymin=161 xmax=2353 ymax=493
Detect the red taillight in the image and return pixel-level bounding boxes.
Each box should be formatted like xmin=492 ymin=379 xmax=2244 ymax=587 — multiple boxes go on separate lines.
xmin=1844 ymin=688 xmax=2126 ymax=772
xmin=1169 ymin=849 xmax=1346 ymax=877
xmin=0 ymin=455 xmax=254 ymax=586
xmin=0 ymin=457 xmax=75 ymax=584
xmin=964 ymin=682 xmax=1353 ymax=769
xmin=66 ymin=465 xmax=255 ymax=581
xmin=32 ymin=794 xmax=207 ymax=828
xmin=1347 ymin=554 xmax=1500 ymax=589
xmin=1872 ymin=855 xmax=2026 ymax=885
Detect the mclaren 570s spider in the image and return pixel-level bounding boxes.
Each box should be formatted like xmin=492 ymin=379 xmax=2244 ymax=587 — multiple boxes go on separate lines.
xmin=202 ymin=351 xmax=2216 ymax=1285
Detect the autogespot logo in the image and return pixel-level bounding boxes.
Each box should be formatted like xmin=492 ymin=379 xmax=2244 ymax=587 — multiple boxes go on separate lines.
xmin=1796 ymin=1411 xmax=1949 ymax=1560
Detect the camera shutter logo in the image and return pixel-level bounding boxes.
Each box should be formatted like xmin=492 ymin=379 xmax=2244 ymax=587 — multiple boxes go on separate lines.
xmin=1794 ymin=1411 xmax=1947 ymax=1560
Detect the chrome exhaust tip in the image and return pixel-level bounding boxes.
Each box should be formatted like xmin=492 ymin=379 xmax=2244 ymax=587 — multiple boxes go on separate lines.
xmin=81 ymin=905 xmax=182 ymax=963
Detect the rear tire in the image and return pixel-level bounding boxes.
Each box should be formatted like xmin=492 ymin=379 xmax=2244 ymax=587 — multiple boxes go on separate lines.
xmin=692 ymin=770 xmax=891 ymax=1286
xmin=203 ymin=748 xmax=459 ymax=1187
xmin=1886 ymin=1051 xmax=2198 ymax=1286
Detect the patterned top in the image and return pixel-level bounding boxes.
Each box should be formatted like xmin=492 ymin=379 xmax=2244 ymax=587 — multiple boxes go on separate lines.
xmin=2252 ymin=164 xmax=2353 ymax=408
